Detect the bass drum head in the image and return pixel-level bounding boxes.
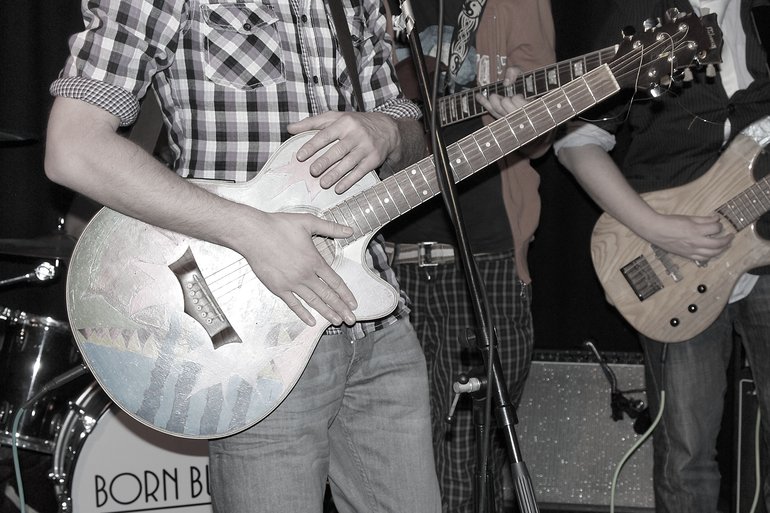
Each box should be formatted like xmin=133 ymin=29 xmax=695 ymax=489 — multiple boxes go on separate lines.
xmin=52 ymin=383 xmax=212 ymax=512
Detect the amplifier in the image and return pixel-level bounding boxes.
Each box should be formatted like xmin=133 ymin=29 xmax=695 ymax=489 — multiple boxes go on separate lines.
xmin=516 ymin=350 xmax=654 ymax=512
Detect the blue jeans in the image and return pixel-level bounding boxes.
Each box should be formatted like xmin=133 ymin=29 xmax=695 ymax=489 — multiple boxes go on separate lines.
xmin=208 ymin=319 xmax=442 ymax=513
xmin=642 ymin=274 xmax=770 ymax=513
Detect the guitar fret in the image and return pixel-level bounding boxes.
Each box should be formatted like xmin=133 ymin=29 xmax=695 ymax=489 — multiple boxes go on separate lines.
xmin=341 ymin=200 xmax=368 ymax=238
xmin=394 ymin=167 xmax=423 ymax=208
xmin=332 ymin=65 xmax=620 ymax=245
xmin=376 ymin=181 xmax=404 ymax=219
xmin=352 ymin=195 xmax=378 ymax=232
xmin=436 ymin=46 xmax=617 ymax=127
xmin=412 ymin=160 xmax=438 ymax=197
xmin=362 ymin=187 xmax=391 ymax=227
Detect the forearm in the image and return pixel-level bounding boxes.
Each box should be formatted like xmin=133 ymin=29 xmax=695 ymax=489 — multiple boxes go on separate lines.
xmin=389 ymin=117 xmax=429 ymax=168
xmin=45 ymin=97 xmax=263 ymax=254
xmin=557 ymin=144 xmax=659 ymax=237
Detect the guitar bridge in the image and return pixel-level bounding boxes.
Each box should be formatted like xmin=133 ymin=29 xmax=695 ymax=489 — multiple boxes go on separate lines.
xmin=620 ymin=255 xmax=664 ymax=301
xmin=169 ymin=247 xmax=242 ymax=349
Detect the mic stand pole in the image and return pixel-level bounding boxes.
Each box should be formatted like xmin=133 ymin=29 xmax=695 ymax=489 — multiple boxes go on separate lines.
xmin=397 ymin=1 xmax=539 ymax=512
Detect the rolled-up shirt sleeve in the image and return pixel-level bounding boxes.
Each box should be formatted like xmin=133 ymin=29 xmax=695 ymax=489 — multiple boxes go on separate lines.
xmin=50 ymin=0 xmax=188 ymax=126
xmin=553 ymin=121 xmax=617 ymax=156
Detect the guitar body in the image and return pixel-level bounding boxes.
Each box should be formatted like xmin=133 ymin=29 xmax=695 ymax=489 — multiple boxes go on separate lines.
xmin=66 ymin=132 xmax=398 ymax=439
xmin=591 ymin=117 xmax=770 ymax=342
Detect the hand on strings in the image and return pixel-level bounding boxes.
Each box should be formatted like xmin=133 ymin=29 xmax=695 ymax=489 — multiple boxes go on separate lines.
xmin=475 ymin=66 xmax=528 ymax=119
xmin=243 ymin=210 xmax=358 ymax=327
xmin=640 ymin=212 xmax=734 ymax=262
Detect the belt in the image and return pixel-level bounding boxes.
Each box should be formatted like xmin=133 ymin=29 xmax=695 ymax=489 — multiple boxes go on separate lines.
xmin=385 ymin=241 xmax=457 ymax=267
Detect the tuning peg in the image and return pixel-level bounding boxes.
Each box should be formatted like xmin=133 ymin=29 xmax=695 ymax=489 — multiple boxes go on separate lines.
xmin=649 ymin=85 xmax=663 ymax=98
xmin=706 ymin=64 xmax=717 ymax=78
xmin=664 ymin=8 xmax=683 ymax=23
xmin=643 ymin=18 xmax=659 ymax=31
xmin=683 ymin=68 xmax=694 ymax=82
xmin=660 ymin=75 xmax=673 ymax=87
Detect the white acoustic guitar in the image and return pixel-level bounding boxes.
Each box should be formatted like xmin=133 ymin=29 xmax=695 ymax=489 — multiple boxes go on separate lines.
xmin=66 ymin=10 xmax=721 ymax=438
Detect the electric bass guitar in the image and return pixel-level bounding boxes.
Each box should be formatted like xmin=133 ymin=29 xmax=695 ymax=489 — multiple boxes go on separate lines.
xmin=66 ymin=9 xmax=721 ymax=438
xmin=591 ymin=116 xmax=770 ymax=343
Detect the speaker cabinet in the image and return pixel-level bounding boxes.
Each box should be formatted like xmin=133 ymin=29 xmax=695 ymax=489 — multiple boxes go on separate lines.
xmin=516 ymin=350 xmax=654 ymax=512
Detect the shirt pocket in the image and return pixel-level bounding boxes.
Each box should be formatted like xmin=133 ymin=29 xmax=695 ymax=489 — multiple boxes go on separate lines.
xmin=200 ymin=2 xmax=285 ymax=90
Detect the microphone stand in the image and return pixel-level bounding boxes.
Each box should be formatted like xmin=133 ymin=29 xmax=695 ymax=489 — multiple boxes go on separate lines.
xmin=396 ymin=1 xmax=539 ymax=511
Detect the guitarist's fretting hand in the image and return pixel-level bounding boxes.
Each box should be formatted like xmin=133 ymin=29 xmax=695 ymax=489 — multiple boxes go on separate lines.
xmin=475 ymin=66 xmax=553 ymax=160
xmin=288 ymin=111 xmax=425 ymax=194
xmin=475 ymin=66 xmax=528 ymax=118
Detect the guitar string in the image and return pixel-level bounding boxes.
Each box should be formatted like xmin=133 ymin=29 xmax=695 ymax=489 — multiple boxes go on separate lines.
xmin=196 ymin=33 xmax=694 ymax=303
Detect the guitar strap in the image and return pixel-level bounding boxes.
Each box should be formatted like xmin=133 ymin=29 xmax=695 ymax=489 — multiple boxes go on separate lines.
xmin=444 ymin=0 xmax=489 ymax=93
xmin=328 ymin=0 xmax=367 ymax=112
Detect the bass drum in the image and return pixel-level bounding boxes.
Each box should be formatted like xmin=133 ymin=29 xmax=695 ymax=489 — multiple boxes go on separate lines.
xmin=51 ymin=382 xmax=212 ymax=513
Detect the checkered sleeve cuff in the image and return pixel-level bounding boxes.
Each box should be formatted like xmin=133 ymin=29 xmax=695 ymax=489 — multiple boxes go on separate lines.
xmin=50 ymin=76 xmax=141 ymax=127
xmin=373 ymin=98 xmax=422 ymax=120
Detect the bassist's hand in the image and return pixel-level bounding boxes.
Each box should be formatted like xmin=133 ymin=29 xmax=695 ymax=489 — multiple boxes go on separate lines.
xmin=240 ymin=211 xmax=358 ymax=327
xmin=640 ymin=213 xmax=734 ymax=262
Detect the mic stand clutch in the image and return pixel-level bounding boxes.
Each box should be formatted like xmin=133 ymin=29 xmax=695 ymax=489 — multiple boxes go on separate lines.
xmin=396 ymin=1 xmax=539 ymax=511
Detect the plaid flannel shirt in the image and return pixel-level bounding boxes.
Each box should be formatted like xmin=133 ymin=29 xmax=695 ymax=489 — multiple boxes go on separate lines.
xmin=51 ymin=0 xmax=419 ymax=337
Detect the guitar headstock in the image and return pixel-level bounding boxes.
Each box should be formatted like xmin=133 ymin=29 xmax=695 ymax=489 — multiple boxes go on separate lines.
xmin=610 ymin=9 xmax=723 ymax=94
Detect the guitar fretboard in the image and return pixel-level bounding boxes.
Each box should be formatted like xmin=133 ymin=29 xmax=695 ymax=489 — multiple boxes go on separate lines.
xmin=438 ymin=46 xmax=619 ymax=127
xmin=716 ymin=118 xmax=770 ymax=230
xmin=326 ymin=64 xmax=620 ymax=242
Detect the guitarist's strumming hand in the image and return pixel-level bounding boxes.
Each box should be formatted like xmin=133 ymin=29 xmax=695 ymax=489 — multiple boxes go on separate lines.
xmin=240 ymin=209 xmax=358 ymax=328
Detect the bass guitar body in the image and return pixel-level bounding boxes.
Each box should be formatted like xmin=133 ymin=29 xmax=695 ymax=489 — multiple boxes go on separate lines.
xmin=591 ymin=116 xmax=770 ymax=342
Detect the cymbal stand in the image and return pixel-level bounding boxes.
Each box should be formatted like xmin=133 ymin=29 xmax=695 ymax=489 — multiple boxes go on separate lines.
xmin=396 ymin=1 xmax=539 ymax=511
xmin=0 ymin=261 xmax=58 ymax=289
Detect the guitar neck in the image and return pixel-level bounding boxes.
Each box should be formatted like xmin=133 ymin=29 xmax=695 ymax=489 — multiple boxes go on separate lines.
xmin=717 ymin=120 xmax=770 ymax=230
xmin=438 ymin=45 xmax=619 ymax=127
xmin=327 ymin=64 xmax=620 ymax=241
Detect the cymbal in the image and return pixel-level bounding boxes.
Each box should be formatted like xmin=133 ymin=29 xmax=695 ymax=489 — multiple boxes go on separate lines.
xmin=0 ymin=232 xmax=77 ymax=260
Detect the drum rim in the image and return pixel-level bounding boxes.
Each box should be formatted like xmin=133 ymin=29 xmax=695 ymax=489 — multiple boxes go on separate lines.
xmin=0 ymin=307 xmax=70 ymax=330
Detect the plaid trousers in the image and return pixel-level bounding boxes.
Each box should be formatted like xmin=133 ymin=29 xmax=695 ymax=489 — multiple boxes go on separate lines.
xmin=393 ymin=250 xmax=533 ymax=513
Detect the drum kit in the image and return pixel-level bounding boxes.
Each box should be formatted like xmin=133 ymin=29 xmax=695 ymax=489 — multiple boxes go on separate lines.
xmin=0 ymin=130 xmax=211 ymax=513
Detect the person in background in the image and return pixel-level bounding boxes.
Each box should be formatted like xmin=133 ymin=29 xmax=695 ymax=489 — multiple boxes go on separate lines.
xmin=554 ymin=0 xmax=770 ymax=511
xmin=43 ymin=0 xmax=442 ymax=511
xmin=383 ymin=0 xmax=554 ymax=510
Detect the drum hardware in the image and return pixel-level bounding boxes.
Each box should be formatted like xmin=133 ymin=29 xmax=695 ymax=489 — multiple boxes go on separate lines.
xmin=0 ymin=308 xmax=83 ymax=453
xmin=9 ymin=364 xmax=90 ymax=513
xmin=0 ymin=261 xmax=59 ymax=289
